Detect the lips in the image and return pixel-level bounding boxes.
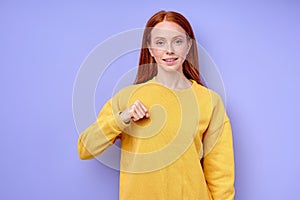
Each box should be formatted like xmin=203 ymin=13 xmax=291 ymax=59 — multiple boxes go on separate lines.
xmin=162 ymin=57 xmax=178 ymax=62
xmin=162 ymin=57 xmax=178 ymax=66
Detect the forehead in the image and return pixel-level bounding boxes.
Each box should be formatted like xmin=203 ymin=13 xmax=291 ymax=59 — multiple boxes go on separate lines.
xmin=150 ymin=21 xmax=187 ymax=38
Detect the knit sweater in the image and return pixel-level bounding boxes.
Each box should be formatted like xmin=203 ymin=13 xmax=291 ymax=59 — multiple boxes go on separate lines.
xmin=78 ymin=77 xmax=235 ymax=200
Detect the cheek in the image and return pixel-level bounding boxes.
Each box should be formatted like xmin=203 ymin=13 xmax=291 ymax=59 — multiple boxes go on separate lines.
xmin=152 ymin=48 xmax=163 ymax=57
xmin=150 ymin=48 xmax=164 ymax=58
xmin=176 ymin=46 xmax=190 ymax=58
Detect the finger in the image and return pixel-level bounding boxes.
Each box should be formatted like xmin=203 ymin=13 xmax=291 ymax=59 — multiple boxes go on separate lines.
xmin=136 ymin=100 xmax=149 ymax=114
xmin=140 ymin=106 xmax=149 ymax=118
xmin=132 ymin=101 xmax=145 ymax=118
xmin=137 ymin=104 xmax=149 ymax=118
xmin=128 ymin=105 xmax=137 ymax=119
xmin=130 ymin=104 xmax=140 ymax=120
xmin=134 ymin=104 xmax=147 ymax=118
xmin=134 ymin=107 xmax=144 ymax=119
xmin=131 ymin=111 xmax=140 ymax=121
xmin=135 ymin=101 xmax=149 ymax=118
xmin=145 ymin=112 xmax=150 ymax=118
xmin=140 ymin=102 xmax=150 ymax=118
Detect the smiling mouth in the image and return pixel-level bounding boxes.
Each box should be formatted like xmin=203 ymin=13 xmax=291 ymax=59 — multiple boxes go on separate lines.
xmin=162 ymin=58 xmax=178 ymax=62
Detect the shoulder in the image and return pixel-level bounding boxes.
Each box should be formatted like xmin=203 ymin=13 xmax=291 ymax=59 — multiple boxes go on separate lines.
xmin=192 ymin=81 xmax=222 ymax=101
xmin=191 ymin=81 xmax=226 ymax=113
xmin=192 ymin=82 xmax=229 ymax=123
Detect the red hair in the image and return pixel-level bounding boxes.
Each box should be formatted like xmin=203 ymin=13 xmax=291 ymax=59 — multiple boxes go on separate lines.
xmin=134 ymin=10 xmax=202 ymax=85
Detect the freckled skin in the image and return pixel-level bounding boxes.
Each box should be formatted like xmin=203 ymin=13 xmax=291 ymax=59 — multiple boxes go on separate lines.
xmin=148 ymin=21 xmax=192 ymax=74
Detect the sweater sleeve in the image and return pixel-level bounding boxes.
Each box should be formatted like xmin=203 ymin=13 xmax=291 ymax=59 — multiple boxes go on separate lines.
xmin=202 ymin=93 xmax=235 ymax=200
xmin=78 ymin=95 xmax=130 ymax=160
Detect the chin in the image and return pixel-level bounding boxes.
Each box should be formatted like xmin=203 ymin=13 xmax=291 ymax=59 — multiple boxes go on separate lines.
xmin=159 ymin=64 xmax=181 ymax=72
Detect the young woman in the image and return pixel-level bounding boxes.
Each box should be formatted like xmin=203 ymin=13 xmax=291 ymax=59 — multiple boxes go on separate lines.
xmin=78 ymin=10 xmax=235 ymax=200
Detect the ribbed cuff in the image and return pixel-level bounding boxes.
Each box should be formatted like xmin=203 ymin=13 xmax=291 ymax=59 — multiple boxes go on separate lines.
xmin=114 ymin=111 xmax=131 ymax=131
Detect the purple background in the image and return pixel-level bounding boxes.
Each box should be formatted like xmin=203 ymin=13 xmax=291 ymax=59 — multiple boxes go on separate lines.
xmin=1 ymin=1 xmax=299 ymax=199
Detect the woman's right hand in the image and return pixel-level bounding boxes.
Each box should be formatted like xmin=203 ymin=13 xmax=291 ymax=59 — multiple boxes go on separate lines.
xmin=119 ymin=100 xmax=150 ymax=124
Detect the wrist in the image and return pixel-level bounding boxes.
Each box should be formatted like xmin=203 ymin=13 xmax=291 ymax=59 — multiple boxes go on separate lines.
xmin=119 ymin=110 xmax=130 ymax=124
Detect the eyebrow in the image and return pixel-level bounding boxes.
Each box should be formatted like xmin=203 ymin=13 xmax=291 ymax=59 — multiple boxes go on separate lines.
xmin=153 ymin=35 xmax=185 ymax=40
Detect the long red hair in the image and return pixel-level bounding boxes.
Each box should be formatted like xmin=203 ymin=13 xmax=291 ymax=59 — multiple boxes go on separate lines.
xmin=134 ymin=10 xmax=202 ymax=85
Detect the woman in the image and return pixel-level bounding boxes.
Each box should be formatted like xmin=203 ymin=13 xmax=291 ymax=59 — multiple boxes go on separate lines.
xmin=78 ymin=10 xmax=235 ymax=200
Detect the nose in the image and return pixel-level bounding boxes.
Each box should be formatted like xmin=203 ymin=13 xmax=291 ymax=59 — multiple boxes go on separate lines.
xmin=165 ymin=43 xmax=174 ymax=54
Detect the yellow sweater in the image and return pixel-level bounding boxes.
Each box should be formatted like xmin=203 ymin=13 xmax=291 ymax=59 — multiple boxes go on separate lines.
xmin=78 ymin=77 xmax=235 ymax=200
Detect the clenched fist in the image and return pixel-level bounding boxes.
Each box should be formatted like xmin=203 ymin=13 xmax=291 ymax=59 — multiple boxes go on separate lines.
xmin=119 ymin=100 xmax=150 ymax=124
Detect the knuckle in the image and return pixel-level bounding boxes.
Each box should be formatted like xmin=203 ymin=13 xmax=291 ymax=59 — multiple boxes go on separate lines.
xmin=131 ymin=105 xmax=136 ymax=111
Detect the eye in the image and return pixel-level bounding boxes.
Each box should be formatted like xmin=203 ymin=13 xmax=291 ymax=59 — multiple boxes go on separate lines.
xmin=155 ymin=40 xmax=165 ymax=47
xmin=173 ymin=39 xmax=183 ymax=45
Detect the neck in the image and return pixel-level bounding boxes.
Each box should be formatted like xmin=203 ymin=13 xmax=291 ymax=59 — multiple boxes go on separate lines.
xmin=156 ymin=67 xmax=192 ymax=90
